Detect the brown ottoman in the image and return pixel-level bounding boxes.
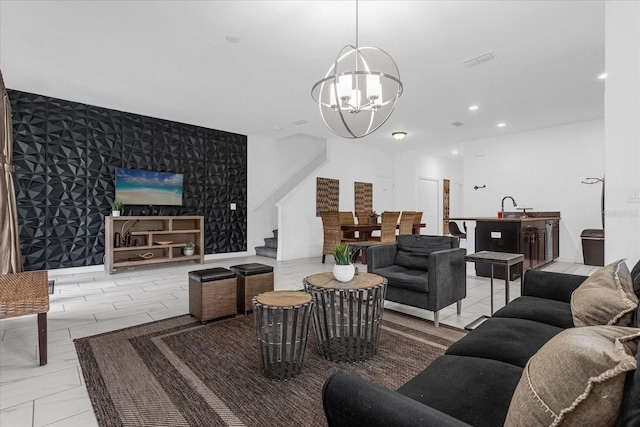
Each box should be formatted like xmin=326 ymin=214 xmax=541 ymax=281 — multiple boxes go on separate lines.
xmin=230 ymin=263 xmax=274 ymax=314
xmin=188 ymin=268 xmax=237 ymax=323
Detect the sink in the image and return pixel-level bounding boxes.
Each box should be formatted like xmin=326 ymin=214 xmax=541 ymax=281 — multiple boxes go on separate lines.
xmin=503 ymin=212 xmax=519 ymax=219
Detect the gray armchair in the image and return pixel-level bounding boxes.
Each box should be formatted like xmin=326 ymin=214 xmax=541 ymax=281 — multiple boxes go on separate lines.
xmin=367 ymin=235 xmax=466 ymax=327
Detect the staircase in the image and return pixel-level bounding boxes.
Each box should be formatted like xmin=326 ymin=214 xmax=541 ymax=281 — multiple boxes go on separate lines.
xmin=255 ymin=229 xmax=278 ymax=259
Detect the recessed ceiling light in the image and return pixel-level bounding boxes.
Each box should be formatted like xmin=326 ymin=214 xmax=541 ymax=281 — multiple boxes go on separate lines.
xmin=598 ymin=72 xmax=607 ymax=80
xmin=392 ymin=131 xmax=407 ymax=140
xmin=451 ymin=150 xmax=459 ymax=155
xmin=225 ymin=35 xmax=240 ymax=44
xmin=468 ymin=105 xmax=479 ymax=111
xmin=497 ymin=122 xmax=506 ymax=128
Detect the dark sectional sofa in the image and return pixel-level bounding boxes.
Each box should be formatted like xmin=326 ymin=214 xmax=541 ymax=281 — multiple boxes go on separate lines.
xmin=323 ymin=261 xmax=640 ymax=427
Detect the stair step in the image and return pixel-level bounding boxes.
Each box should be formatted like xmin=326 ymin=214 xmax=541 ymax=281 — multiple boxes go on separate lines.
xmin=255 ymin=246 xmax=277 ymax=259
xmin=272 ymin=229 xmax=278 ymax=239
xmin=264 ymin=237 xmax=278 ymax=249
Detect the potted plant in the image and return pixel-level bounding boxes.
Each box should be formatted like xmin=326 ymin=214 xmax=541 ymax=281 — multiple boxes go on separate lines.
xmin=332 ymin=243 xmax=355 ymax=282
xmin=183 ymin=242 xmax=195 ymax=256
xmin=110 ymin=200 xmax=123 ymax=217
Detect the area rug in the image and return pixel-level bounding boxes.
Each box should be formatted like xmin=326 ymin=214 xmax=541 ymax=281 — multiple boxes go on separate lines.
xmin=75 ymin=311 xmax=466 ymax=427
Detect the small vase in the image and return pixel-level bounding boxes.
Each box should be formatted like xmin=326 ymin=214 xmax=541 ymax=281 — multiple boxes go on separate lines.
xmin=183 ymin=248 xmax=195 ymax=256
xmin=112 ymin=210 xmax=121 ymax=217
xmin=333 ymin=264 xmax=355 ymax=282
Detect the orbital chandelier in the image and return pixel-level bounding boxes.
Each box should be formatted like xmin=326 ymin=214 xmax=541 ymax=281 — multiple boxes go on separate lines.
xmin=311 ymin=0 xmax=403 ymax=139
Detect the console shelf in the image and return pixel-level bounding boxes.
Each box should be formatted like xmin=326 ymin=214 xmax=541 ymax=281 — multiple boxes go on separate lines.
xmin=105 ymin=216 xmax=204 ymax=274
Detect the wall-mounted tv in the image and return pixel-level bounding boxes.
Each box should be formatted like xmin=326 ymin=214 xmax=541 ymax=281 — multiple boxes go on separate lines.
xmin=115 ymin=168 xmax=184 ymax=206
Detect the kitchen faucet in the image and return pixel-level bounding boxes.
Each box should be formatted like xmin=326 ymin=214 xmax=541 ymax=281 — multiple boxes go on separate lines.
xmin=501 ymin=196 xmax=517 ymax=215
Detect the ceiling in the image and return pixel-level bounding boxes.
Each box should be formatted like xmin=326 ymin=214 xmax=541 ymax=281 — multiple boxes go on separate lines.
xmin=0 ymin=1 xmax=605 ymax=157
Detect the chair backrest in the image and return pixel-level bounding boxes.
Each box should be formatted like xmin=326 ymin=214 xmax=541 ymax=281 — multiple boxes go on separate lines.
xmin=339 ymin=211 xmax=356 ymax=239
xmin=355 ymin=211 xmax=370 ymax=225
xmin=412 ymin=211 xmax=423 ymax=225
xmin=380 ymin=211 xmax=401 ymax=243
xmin=448 ymin=221 xmax=467 ymax=239
xmin=320 ymin=211 xmax=342 ymax=255
xmin=398 ymin=212 xmax=415 ymax=235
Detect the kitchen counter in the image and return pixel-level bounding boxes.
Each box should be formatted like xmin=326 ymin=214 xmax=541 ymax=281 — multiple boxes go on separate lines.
xmin=450 ymin=212 xmax=560 ymax=222
xmin=450 ymin=213 xmax=561 ymax=280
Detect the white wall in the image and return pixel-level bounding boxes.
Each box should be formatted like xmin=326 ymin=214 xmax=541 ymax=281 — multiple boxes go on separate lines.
xmin=276 ymin=138 xmax=392 ymax=261
xmin=247 ymin=133 xmax=326 ymax=255
xmin=604 ymin=1 xmax=640 ymax=263
xmin=463 ymin=119 xmax=605 ymax=262
xmin=395 ymin=151 xmax=464 ymax=234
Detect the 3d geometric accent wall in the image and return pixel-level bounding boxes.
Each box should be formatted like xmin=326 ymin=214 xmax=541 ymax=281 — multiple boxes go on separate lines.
xmin=9 ymin=90 xmax=247 ymax=271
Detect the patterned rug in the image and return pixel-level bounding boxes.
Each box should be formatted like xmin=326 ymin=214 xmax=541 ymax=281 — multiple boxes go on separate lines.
xmin=75 ymin=311 xmax=466 ymax=426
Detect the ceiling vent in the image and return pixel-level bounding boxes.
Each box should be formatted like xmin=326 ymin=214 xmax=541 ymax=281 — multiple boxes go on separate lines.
xmin=451 ymin=121 xmax=464 ymax=127
xmin=463 ymin=51 xmax=496 ymax=68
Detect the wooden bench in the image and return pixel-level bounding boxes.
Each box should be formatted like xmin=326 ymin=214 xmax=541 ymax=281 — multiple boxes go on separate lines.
xmin=0 ymin=271 xmax=49 ymax=365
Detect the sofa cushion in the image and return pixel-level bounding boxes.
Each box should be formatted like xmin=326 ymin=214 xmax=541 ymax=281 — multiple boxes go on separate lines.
xmin=504 ymin=326 xmax=640 ymax=427
xmin=370 ymin=265 xmax=429 ymax=293
xmin=394 ymin=250 xmax=429 ymax=271
xmin=394 ymin=235 xmax=457 ymax=272
xmin=616 ymin=321 xmax=640 ymax=426
xmin=397 ymin=234 xmax=456 ymax=254
xmin=571 ymin=260 xmax=638 ymax=327
xmin=397 ymin=355 xmax=523 ymax=427
xmin=631 ymin=258 xmax=640 ymax=296
xmin=445 ymin=317 xmax=563 ymax=368
xmin=493 ymin=296 xmax=574 ymax=328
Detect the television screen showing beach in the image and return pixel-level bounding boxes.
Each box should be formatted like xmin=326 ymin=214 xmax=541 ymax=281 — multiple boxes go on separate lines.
xmin=115 ymin=168 xmax=183 ymax=206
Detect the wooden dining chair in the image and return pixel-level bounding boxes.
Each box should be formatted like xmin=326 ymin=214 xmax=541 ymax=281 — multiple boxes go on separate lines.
xmin=398 ymin=211 xmax=415 ymax=235
xmin=320 ymin=211 xmax=358 ymax=263
xmin=355 ymin=211 xmax=370 ymax=225
xmin=369 ymin=211 xmax=400 ymax=244
xmin=339 ymin=211 xmax=357 ymax=240
xmin=412 ymin=211 xmax=423 ymax=234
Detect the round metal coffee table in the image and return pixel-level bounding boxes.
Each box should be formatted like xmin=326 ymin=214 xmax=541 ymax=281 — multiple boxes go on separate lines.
xmin=252 ymin=290 xmax=313 ymax=380
xmin=303 ymin=272 xmax=387 ymax=363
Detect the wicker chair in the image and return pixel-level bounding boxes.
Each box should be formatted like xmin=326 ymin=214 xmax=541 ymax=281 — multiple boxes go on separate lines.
xmin=0 ymin=271 xmax=49 ymax=365
xmin=355 ymin=211 xmax=371 ymax=225
xmin=412 ymin=211 xmax=423 ymax=234
xmin=369 ymin=211 xmax=400 ymax=244
xmin=339 ymin=211 xmax=357 ymax=240
xmin=398 ymin=212 xmax=415 ymax=235
xmin=320 ymin=211 xmax=358 ymax=263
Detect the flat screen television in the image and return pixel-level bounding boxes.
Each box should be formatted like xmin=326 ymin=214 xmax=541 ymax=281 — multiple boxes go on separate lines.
xmin=115 ymin=168 xmax=184 ymax=206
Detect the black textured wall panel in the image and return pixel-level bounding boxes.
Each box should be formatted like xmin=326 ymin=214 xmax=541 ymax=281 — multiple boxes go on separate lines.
xmin=9 ymin=90 xmax=248 ymax=271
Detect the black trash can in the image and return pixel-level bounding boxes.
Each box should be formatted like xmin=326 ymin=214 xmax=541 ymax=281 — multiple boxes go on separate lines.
xmin=581 ymin=229 xmax=604 ymax=266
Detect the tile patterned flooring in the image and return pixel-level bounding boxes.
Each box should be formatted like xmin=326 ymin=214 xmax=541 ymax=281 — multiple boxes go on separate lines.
xmin=0 ymin=256 xmax=598 ymax=426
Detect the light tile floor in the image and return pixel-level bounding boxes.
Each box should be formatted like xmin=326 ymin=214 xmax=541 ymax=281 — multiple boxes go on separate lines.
xmin=0 ymin=256 xmax=598 ymax=426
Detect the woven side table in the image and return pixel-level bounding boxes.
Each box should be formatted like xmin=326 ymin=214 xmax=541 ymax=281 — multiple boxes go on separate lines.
xmin=304 ymin=272 xmax=387 ymax=363
xmin=252 ymin=291 xmax=313 ymax=381
xmin=0 ymin=271 xmax=49 ymax=365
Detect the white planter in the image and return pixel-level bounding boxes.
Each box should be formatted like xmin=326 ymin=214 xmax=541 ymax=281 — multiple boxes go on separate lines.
xmin=333 ymin=264 xmax=355 ymax=283
xmin=183 ymin=248 xmax=195 ymax=256
xmin=112 ymin=210 xmax=121 ymax=217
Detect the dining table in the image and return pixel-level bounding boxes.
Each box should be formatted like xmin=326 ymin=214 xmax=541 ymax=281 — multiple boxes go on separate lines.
xmin=341 ymin=223 xmax=426 ymax=241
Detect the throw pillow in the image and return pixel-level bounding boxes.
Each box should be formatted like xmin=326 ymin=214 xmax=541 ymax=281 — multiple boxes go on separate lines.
xmin=571 ymin=259 xmax=638 ymax=327
xmin=504 ymin=326 xmax=640 ymax=427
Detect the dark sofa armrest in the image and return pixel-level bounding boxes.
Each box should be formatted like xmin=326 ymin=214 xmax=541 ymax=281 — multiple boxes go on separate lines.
xmin=367 ymin=244 xmax=398 ymax=272
xmin=428 ymin=248 xmax=467 ymax=303
xmin=323 ymin=372 xmax=471 ymax=427
xmin=522 ymin=269 xmax=588 ymax=303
